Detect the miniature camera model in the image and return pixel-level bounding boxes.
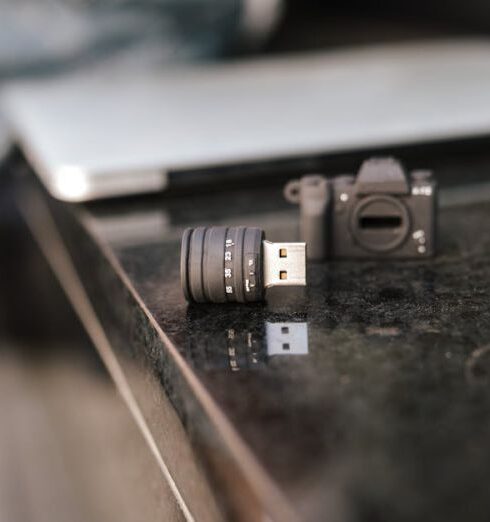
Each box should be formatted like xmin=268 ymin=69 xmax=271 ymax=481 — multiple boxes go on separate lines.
xmin=284 ymin=157 xmax=437 ymax=261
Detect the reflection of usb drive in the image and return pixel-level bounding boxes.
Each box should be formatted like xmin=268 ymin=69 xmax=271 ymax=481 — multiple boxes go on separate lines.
xmin=266 ymin=321 xmax=309 ymax=356
xmin=224 ymin=321 xmax=309 ymax=371
xmin=185 ymin=307 xmax=309 ymax=372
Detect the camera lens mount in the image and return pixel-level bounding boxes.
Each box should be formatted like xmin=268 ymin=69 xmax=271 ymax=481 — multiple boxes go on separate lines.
xmin=349 ymin=195 xmax=411 ymax=253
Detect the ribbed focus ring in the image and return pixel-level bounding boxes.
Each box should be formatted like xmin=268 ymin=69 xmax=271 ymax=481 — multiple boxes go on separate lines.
xmin=181 ymin=226 xmax=264 ymax=303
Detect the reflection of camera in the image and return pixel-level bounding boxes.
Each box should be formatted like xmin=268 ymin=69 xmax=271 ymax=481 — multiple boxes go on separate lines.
xmin=284 ymin=157 xmax=437 ymax=260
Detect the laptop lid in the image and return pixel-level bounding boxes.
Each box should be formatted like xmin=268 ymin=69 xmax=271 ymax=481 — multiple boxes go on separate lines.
xmin=3 ymin=39 xmax=490 ymax=201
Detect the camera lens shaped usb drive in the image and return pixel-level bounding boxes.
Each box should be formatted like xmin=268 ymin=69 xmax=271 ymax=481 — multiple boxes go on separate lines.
xmin=181 ymin=226 xmax=306 ymax=303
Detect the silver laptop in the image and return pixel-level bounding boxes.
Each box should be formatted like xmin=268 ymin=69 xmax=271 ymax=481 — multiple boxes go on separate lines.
xmin=3 ymin=38 xmax=490 ymax=202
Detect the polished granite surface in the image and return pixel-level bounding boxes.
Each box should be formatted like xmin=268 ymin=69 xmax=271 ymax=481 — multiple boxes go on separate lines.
xmin=11 ymin=145 xmax=490 ymax=521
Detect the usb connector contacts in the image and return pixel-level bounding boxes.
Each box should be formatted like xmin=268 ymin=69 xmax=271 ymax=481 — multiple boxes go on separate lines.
xmin=262 ymin=241 xmax=306 ymax=288
xmin=181 ymin=226 xmax=306 ymax=303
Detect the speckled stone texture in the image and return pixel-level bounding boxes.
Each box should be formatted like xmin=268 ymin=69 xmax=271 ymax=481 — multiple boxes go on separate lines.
xmin=11 ymin=146 xmax=490 ymax=521
xmin=89 ymin=181 xmax=490 ymax=522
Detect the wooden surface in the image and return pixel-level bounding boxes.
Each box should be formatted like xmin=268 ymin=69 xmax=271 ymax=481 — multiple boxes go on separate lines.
xmin=0 ymin=347 xmax=186 ymax=522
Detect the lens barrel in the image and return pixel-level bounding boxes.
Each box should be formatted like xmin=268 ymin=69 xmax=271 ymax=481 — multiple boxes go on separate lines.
xmin=181 ymin=226 xmax=264 ymax=303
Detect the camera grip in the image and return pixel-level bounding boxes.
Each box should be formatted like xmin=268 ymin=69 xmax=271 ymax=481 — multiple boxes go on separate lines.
xmin=284 ymin=175 xmax=330 ymax=261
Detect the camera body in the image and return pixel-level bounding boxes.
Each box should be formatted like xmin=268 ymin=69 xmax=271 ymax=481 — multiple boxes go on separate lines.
xmin=284 ymin=158 xmax=437 ymax=260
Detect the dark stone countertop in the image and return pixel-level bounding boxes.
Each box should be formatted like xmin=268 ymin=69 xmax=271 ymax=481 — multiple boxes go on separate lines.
xmin=11 ymin=145 xmax=490 ymax=522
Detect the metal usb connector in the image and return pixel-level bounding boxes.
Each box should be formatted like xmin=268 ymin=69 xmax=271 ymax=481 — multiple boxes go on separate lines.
xmin=262 ymin=241 xmax=307 ymax=288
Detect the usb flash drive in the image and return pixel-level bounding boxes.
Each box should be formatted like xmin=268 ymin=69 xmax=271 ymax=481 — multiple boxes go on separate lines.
xmin=181 ymin=226 xmax=306 ymax=303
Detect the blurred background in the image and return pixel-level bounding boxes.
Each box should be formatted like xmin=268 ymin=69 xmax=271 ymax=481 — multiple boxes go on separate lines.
xmin=1 ymin=0 xmax=490 ymax=182
xmin=1 ymin=1 xmax=490 ymax=521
